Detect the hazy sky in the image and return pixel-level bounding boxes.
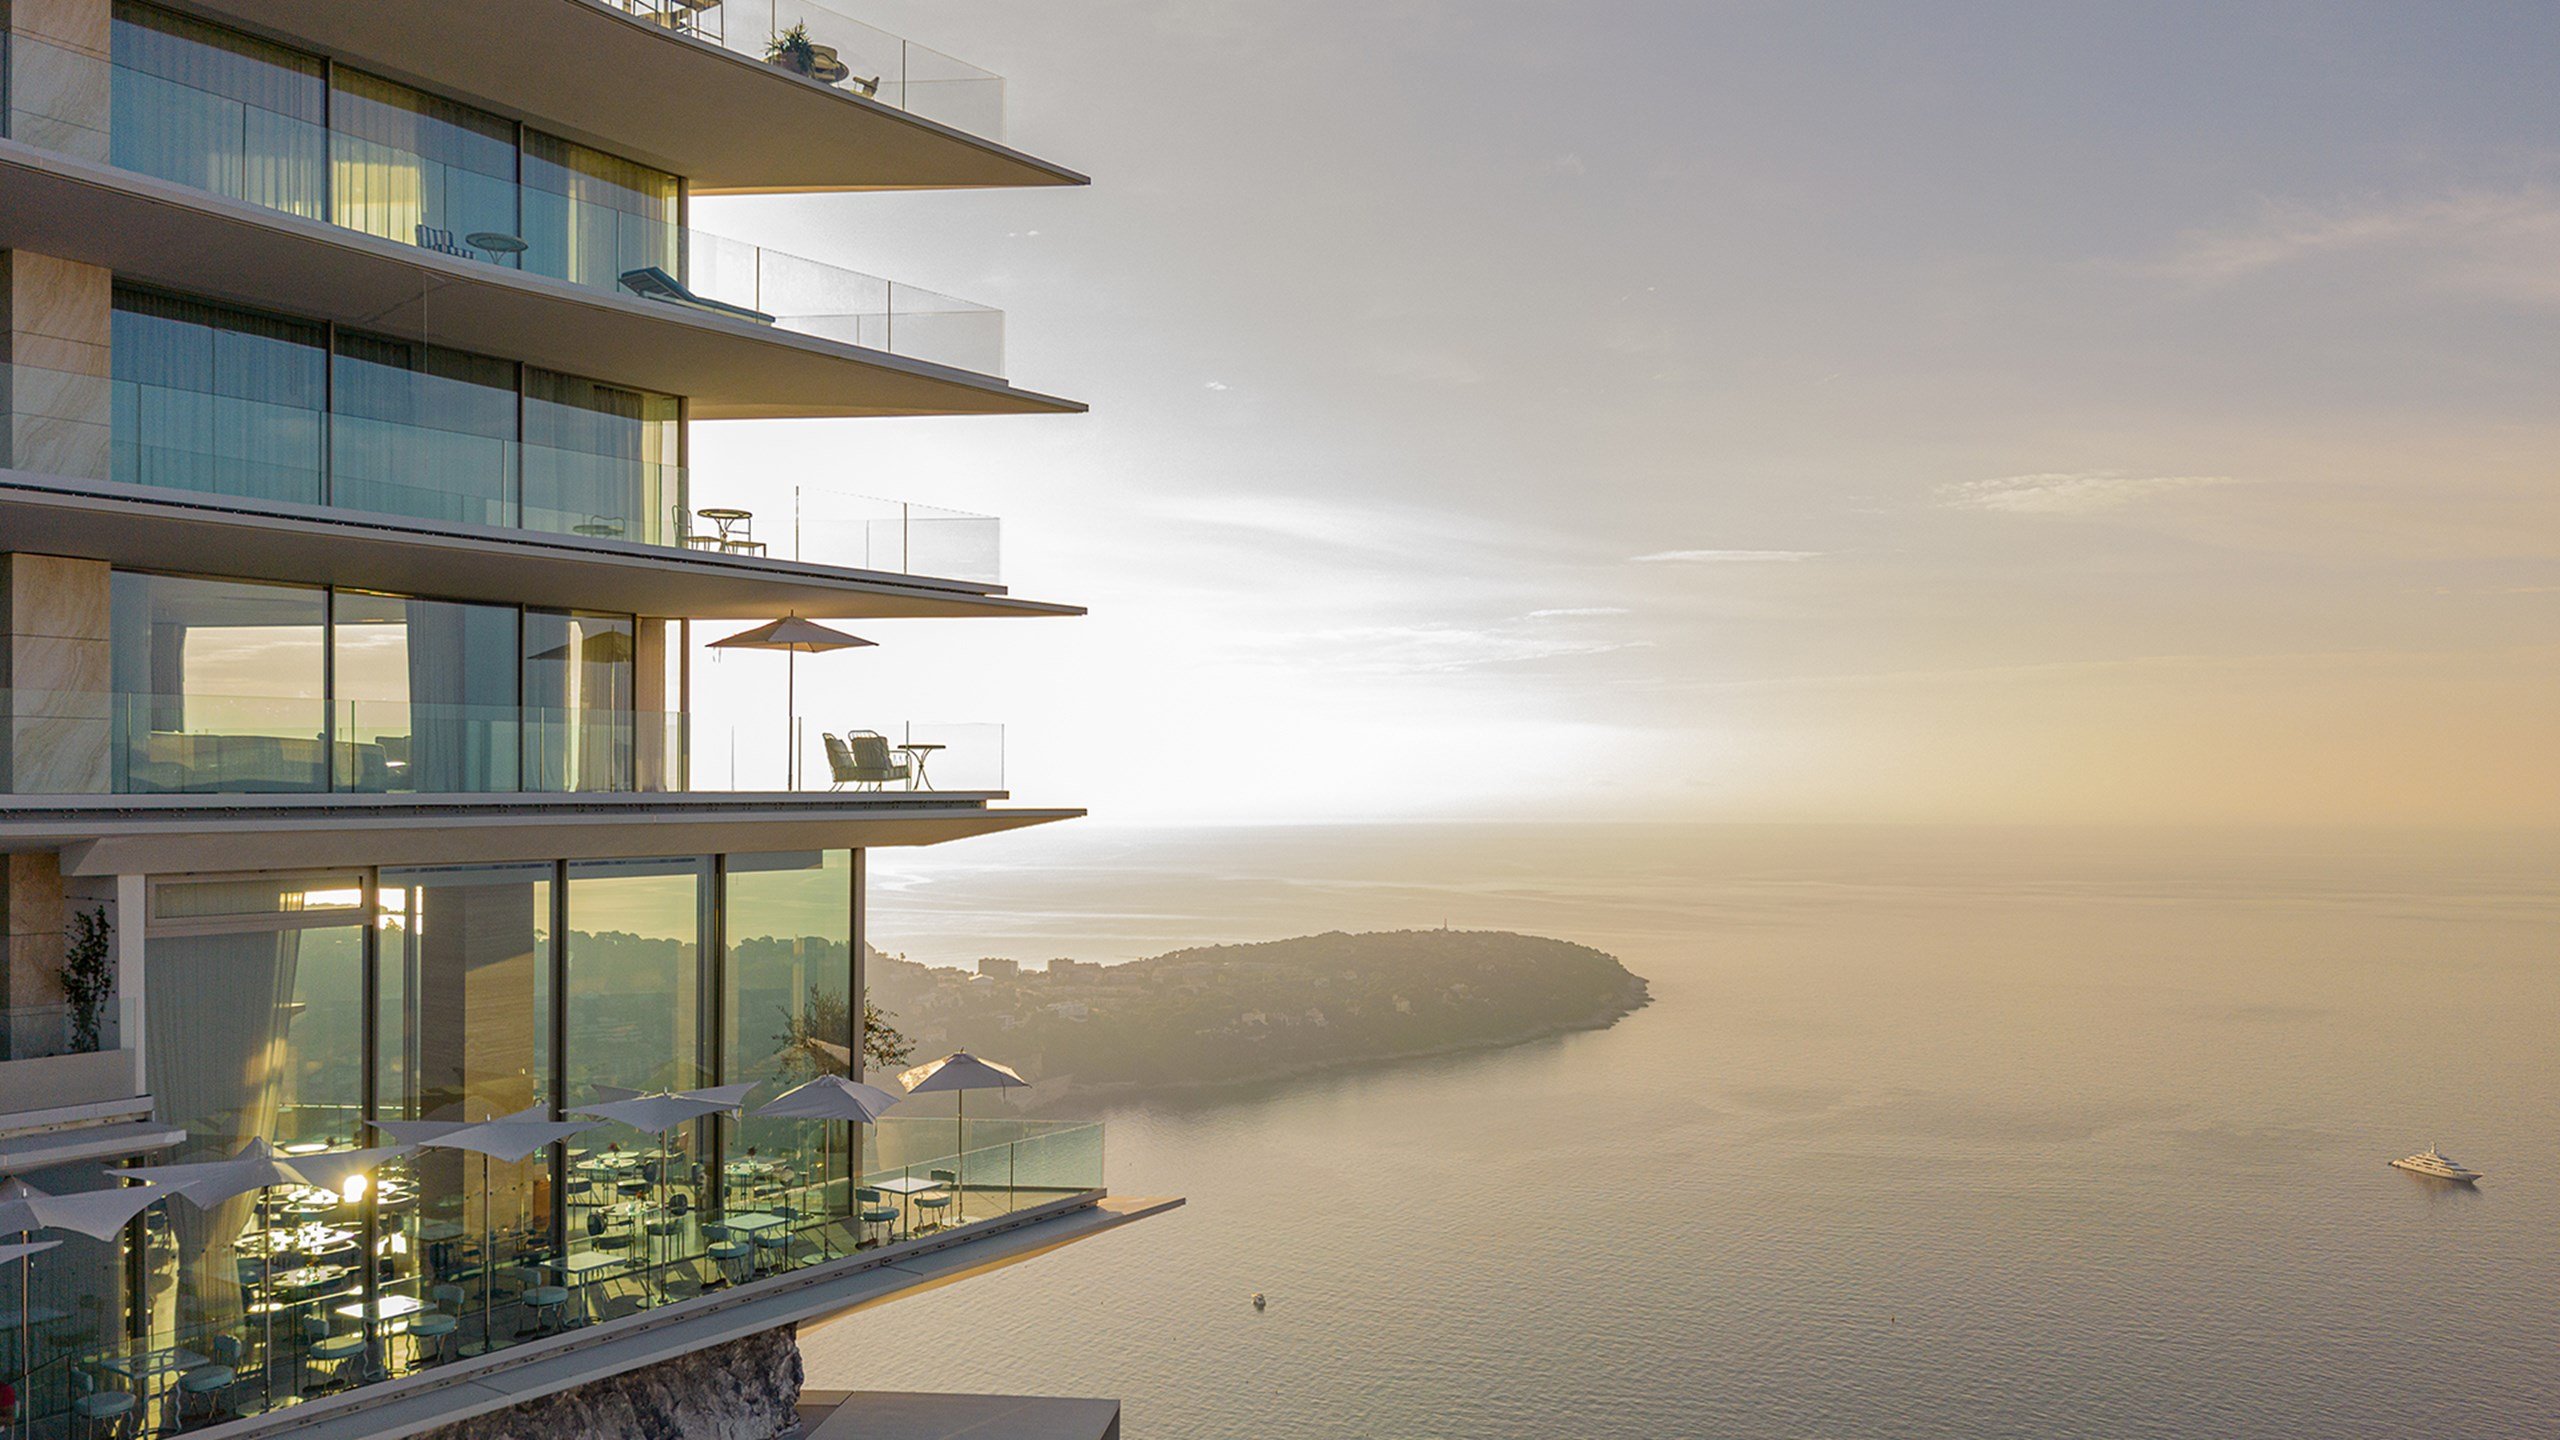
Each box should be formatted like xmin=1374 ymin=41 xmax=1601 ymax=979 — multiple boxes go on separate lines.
xmin=692 ymin=2 xmax=2560 ymax=826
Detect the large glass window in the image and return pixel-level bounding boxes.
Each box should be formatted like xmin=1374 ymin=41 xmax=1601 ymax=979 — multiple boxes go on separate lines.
xmin=523 ymin=371 xmax=684 ymax=545
xmin=111 ymin=287 xmax=326 ymax=505
xmin=329 ymin=69 xmax=519 ymax=254
xmin=109 ymin=572 xmax=328 ymax=793
xmin=330 ymin=335 xmax=520 ymax=527
xmin=332 ymin=593 xmax=522 ymax=793
xmin=377 ymin=863 xmax=559 ymax=1345
xmin=141 ymin=874 xmax=368 ymax=1413
xmin=524 ymin=611 xmax=637 ymax=792
xmin=724 ymin=852 xmax=856 ymax=1223
xmin=521 ymin=131 xmax=681 ymax=293
xmin=110 ymin=2 xmax=326 ymax=217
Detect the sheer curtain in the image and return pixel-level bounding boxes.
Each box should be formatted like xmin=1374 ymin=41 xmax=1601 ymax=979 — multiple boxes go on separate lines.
xmin=110 ymin=2 xmax=326 ymax=217
xmin=329 ymin=69 xmax=519 ymax=251
xmin=523 ymin=371 xmax=679 ymax=543
xmin=329 ymin=334 xmax=519 ymax=527
xmin=521 ymin=130 xmax=681 ymax=291
xmin=111 ymin=287 xmax=325 ymax=505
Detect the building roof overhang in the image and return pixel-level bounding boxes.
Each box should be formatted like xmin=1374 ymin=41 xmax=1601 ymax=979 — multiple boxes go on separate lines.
xmin=0 ymin=472 xmax=1086 ymax=621
xmin=0 ymin=794 xmax=1085 ymax=876
xmin=0 ymin=144 xmax=1084 ymax=420
xmin=162 ymin=0 xmax=1087 ymax=194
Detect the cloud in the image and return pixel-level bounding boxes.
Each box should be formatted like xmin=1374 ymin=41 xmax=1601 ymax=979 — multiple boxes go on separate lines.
xmin=2141 ymin=188 xmax=2560 ymax=303
xmin=1527 ymin=606 xmax=1632 ymax=618
xmin=1631 ymin=549 xmax=1820 ymax=564
xmin=1939 ymin=472 xmax=2238 ymax=515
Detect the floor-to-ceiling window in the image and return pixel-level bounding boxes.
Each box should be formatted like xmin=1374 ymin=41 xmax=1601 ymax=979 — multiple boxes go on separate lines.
xmin=111 ymin=287 xmax=326 ymax=505
xmin=140 ymin=874 xmax=369 ymax=1413
xmin=329 ymin=335 xmax=520 ymax=528
xmin=332 ymin=593 xmax=523 ymax=793
xmin=376 ymin=862 xmax=559 ymax=1346
xmin=523 ymin=611 xmax=637 ymax=792
xmin=108 ymin=572 xmax=329 ymax=793
xmin=522 ymin=370 xmax=684 ymax=545
xmin=110 ymin=2 xmax=326 ymax=217
xmin=725 ymin=851 xmax=856 ymax=1230
xmin=521 ymin=131 xmax=681 ymax=293
xmin=329 ymin=69 xmax=519 ymax=255
xmin=565 ymin=858 xmax=711 ymax=1289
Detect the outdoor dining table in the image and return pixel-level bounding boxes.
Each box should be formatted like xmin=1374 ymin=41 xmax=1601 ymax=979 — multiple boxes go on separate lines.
xmin=93 ymin=1342 xmax=206 ymax=1432
xmin=867 ymin=1176 xmax=944 ymax=1239
xmin=237 ymin=1223 xmax=356 ymax=1256
xmin=333 ymin=1294 xmax=427 ymax=1378
xmin=546 ymin=1251 xmax=631 ymax=1325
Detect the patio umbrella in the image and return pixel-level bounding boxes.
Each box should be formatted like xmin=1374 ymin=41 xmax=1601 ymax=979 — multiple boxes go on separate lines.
xmin=753 ymin=1077 xmax=904 ymax=1254
xmin=571 ymin=1087 xmax=755 ymax=1306
xmin=897 ymin=1052 xmax=1030 ymax=1209
xmin=385 ymin=1112 xmax=601 ymax=1352
xmin=707 ymin=615 xmax=875 ymax=789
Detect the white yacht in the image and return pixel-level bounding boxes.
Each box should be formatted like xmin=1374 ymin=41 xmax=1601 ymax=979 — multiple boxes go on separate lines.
xmin=2390 ymin=1147 xmax=2482 ymax=1183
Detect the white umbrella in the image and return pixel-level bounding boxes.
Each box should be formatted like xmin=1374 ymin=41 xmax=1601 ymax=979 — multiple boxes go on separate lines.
xmin=755 ymin=1077 xmax=904 ymax=1252
xmin=396 ymin=1114 xmax=602 ymax=1350
xmin=571 ymin=1087 xmax=753 ymax=1306
xmin=898 ymin=1052 xmax=1030 ymax=1215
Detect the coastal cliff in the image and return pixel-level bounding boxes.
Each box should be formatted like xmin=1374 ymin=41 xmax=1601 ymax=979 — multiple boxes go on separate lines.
xmin=869 ymin=929 xmax=1649 ymax=1105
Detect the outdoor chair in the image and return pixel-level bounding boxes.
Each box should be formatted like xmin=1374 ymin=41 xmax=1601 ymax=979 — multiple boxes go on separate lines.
xmin=69 ymin=1370 xmax=136 ymax=1440
xmin=175 ymin=1335 xmax=242 ymax=1427
xmin=512 ymin=1267 xmax=572 ymax=1335
xmin=856 ymin=1187 xmax=899 ymax=1247
xmin=301 ymin=1316 xmax=365 ymax=1393
xmin=405 ymin=1308 xmax=458 ymax=1372
xmin=826 ymin=731 xmax=912 ymax=791
xmin=912 ymin=1175 xmax=954 ymax=1232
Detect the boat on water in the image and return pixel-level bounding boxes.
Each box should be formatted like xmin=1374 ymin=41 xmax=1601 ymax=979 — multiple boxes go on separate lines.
xmin=2389 ymin=1147 xmax=2481 ymax=1183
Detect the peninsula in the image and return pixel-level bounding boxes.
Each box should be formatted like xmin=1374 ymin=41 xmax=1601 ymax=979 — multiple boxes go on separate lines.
xmin=866 ymin=929 xmax=1650 ymax=1105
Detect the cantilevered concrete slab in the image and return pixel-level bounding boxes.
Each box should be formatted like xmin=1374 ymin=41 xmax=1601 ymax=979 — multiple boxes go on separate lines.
xmin=799 ymin=1391 xmax=1122 ymax=1440
xmin=180 ymin=1194 xmax=1179 ymax=1440
xmin=0 ymin=144 xmax=1084 ymax=420
xmin=0 ymin=473 xmax=1084 ymax=622
xmin=0 ymin=795 xmax=1085 ymax=875
xmin=166 ymin=0 xmax=1087 ymax=194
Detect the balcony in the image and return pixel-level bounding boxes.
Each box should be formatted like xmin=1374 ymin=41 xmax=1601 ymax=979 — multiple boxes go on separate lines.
xmin=2 ymin=362 xmax=1006 ymax=590
xmin=0 ymin=36 xmax=1080 ymax=417
xmin=596 ymin=0 xmax=1007 ymax=142
xmin=4 ymin=1117 xmax=1118 ymax=1440
xmin=0 ymin=690 xmax=1005 ymax=801
xmin=164 ymin=0 xmax=1083 ymax=192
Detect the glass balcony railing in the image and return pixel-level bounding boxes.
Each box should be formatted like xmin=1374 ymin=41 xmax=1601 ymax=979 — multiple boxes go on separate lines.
xmin=596 ymin=0 xmax=1007 ymax=140
xmin=4 ymin=35 xmax=1008 ymax=377
xmin=5 ymin=1117 xmax=1098 ymax=1438
xmin=0 ymin=689 xmax=1005 ymax=798
xmin=4 ymin=362 xmax=1003 ymax=583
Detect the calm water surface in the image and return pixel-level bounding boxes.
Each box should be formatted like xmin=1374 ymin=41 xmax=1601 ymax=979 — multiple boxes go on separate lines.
xmin=806 ymin=825 xmax=2560 ymax=1438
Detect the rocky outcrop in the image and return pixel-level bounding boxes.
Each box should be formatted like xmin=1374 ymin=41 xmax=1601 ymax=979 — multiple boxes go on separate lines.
xmin=412 ymin=1324 xmax=803 ymax=1440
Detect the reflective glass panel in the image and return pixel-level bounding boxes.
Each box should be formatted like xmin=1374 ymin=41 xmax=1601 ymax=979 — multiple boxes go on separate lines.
xmin=332 ymin=593 xmax=521 ymax=793
xmin=108 ymin=572 xmax=328 ymax=793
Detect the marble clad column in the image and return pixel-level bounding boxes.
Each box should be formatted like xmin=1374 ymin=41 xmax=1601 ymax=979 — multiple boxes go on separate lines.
xmin=5 ymin=0 xmax=113 ymax=161
xmin=0 ymin=552 xmax=113 ymax=794
xmin=1 ymin=250 xmax=115 ymax=480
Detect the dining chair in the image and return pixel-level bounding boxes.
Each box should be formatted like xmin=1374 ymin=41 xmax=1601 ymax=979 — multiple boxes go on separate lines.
xmin=69 ymin=1370 xmax=137 ymax=1440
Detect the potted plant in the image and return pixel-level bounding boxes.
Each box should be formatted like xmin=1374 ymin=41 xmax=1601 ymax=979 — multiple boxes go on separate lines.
xmin=766 ymin=22 xmax=820 ymax=78
xmin=60 ymin=906 xmax=112 ymax=1054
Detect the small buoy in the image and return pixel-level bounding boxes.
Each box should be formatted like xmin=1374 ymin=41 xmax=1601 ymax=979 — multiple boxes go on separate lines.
xmin=1251 ymin=1293 xmax=1267 ymax=1310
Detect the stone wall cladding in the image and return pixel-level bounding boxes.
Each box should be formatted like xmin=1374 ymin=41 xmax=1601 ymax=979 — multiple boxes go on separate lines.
xmin=411 ymin=1324 xmax=804 ymax=1440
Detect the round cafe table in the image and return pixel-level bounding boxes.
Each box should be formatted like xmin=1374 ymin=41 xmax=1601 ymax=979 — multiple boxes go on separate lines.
xmin=895 ymin=743 xmax=944 ymax=790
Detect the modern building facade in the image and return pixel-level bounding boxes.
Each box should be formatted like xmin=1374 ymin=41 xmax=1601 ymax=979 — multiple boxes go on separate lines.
xmin=0 ymin=4 xmax=1168 ymax=1437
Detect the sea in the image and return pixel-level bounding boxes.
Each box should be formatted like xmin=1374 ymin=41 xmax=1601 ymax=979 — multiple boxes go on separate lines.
xmin=802 ymin=823 xmax=2560 ymax=1439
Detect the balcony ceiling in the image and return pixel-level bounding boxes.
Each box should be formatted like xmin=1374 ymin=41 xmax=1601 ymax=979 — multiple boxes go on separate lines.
xmin=0 ymin=474 xmax=1085 ymax=621
xmin=0 ymin=795 xmax=1086 ymax=876
xmin=0 ymin=145 xmax=1084 ymax=420
xmin=164 ymin=0 xmax=1087 ymax=194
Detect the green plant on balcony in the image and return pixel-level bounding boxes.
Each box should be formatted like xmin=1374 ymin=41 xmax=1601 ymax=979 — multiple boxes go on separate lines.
xmin=60 ymin=906 xmax=112 ymax=1054
xmin=766 ymin=22 xmax=821 ymax=77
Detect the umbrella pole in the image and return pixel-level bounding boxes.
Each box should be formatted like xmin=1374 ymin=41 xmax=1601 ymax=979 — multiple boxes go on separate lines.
xmin=259 ymin=1188 xmax=274 ymax=1410
xmin=16 ymin=1232 xmax=30 ymax=1440
xmin=785 ymin=652 xmax=797 ymax=791
xmin=480 ymin=1152 xmax=492 ymax=1353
